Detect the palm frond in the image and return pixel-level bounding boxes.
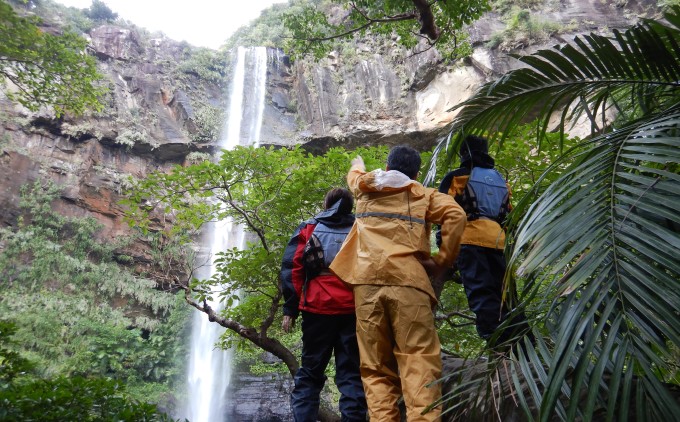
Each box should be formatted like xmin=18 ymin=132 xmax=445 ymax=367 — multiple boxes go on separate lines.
xmin=431 ymin=6 xmax=680 ymax=166
xmin=435 ymin=6 xmax=680 ymax=421
xmin=504 ymin=106 xmax=680 ymax=421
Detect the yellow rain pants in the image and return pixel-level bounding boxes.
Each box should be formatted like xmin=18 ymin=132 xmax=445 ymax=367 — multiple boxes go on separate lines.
xmin=354 ymin=284 xmax=442 ymax=422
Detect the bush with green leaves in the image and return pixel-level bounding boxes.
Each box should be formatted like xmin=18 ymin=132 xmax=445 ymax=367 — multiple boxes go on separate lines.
xmin=0 ymin=180 xmax=189 ymax=407
xmin=190 ymin=102 xmax=224 ymax=143
xmin=281 ymin=0 xmax=488 ymax=60
xmin=487 ymin=7 xmax=563 ymax=51
xmin=0 ymin=320 xmax=177 ymax=422
xmin=0 ymin=0 xmax=105 ymax=116
xmin=222 ymin=1 xmax=299 ymax=51
xmin=175 ymin=47 xmax=229 ymax=86
xmin=84 ymin=0 xmax=118 ymax=22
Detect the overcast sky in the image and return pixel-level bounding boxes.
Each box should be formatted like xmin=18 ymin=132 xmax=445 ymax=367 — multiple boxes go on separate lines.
xmin=54 ymin=0 xmax=287 ymax=49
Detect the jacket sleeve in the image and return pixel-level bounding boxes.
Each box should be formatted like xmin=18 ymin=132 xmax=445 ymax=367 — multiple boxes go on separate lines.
xmin=280 ymin=222 xmax=314 ymax=318
xmin=346 ymin=159 xmax=367 ymax=195
xmin=427 ymin=190 xmax=466 ymax=268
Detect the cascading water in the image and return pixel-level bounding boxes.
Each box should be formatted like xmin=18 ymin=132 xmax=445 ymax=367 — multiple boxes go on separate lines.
xmin=184 ymin=46 xmax=269 ymax=422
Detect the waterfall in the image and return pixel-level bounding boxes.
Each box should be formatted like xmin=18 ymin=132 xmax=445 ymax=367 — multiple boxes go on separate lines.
xmin=184 ymin=46 xmax=269 ymax=422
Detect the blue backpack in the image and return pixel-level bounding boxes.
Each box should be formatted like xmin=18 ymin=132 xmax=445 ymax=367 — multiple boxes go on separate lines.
xmin=302 ymin=222 xmax=351 ymax=280
xmin=464 ymin=167 xmax=509 ymax=223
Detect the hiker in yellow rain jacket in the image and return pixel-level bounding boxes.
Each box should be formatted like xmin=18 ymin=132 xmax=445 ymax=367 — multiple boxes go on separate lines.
xmin=330 ymin=145 xmax=466 ymax=422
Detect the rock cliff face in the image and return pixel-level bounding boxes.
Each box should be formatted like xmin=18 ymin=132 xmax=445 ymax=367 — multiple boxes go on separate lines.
xmin=0 ymin=0 xmax=658 ymax=241
xmin=0 ymin=1 xmax=661 ymax=420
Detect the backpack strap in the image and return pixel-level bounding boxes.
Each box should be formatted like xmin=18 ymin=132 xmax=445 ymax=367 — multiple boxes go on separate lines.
xmin=300 ymin=222 xmax=351 ymax=306
xmin=301 ymin=231 xmax=323 ymax=306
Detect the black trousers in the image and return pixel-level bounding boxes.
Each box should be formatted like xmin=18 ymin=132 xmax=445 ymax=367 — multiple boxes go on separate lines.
xmin=290 ymin=311 xmax=367 ymax=422
xmin=457 ymin=244 xmax=529 ymax=346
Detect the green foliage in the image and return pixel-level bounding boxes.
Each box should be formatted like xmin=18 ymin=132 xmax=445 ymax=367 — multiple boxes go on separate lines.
xmin=185 ymin=151 xmax=212 ymax=164
xmin=487 ymin=7 xmax=564 ymax=51
xmin=84 ymin=0 xmax=117 ymax=22
xmin=281 ymin=0 xmax=489 ymax=60
xmin=61 ymin=5 xmax=95 ymax=33
xmin=432 ymin=6 xmax=680 ymax=421
xmin=659 ymin=0 xmax=680 ymax=10
xmin=0 ymin=180 xmax=188 ymax=406
xmin=0 ymin=321 xmax=34 ymax=386
xmin=190 ymin=102 xmax=224 ymax=143
xmin=222 ymin=2 xmax=294 ymax=50
xmin=0 ymin=0 xmax=105 ymax=116
xmin=124 ymin=145 xmax=388 ymax=355
xmin=116 ymin=129 xmax=149 ymax=148
xmin=491 ymin=0 xmax=546 ymax=15
xmin=175 ymin=47 xmax=229 ymax=85
xmin=0 ymin=321 xmax=177 ymax=422
xmin=435 ymin=282 xmax=484 ymax=356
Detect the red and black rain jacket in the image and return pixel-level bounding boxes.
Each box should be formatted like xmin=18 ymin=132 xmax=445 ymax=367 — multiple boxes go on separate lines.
xmin=280 ymin=206 xmax=356 ymax=318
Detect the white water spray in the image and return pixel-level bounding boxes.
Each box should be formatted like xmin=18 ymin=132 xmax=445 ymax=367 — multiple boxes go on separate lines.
xmin=184 ymin=46 xmax=269 ymax=422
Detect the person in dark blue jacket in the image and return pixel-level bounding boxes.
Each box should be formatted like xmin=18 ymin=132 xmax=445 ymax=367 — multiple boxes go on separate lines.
xmin=438 ymin=135 xmax=530 ymax=350
xmin=280 ymin=187 xmax=367 ymax=422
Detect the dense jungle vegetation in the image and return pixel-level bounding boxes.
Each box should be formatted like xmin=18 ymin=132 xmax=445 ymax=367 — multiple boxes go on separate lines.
xmin=1 ymin=0 xmax=679 ymax=421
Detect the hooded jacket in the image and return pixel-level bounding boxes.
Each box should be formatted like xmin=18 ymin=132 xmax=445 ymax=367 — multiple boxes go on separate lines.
xmin=438 ymin=140 xmax=511 ymax=249
xmin=280 ymin=200 xmax=356 ymax=317
xmin=329 ymin=161 xmax=466 ymax=302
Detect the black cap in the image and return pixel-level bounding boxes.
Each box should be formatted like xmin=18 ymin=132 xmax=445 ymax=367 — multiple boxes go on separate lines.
xmin=460 ymin=135 xmax=488 ymax=154
xmin=459 ymin=135 xmax=494 ymax=168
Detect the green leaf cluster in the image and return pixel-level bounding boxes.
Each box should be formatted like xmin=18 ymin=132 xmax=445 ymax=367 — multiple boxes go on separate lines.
xmin=281 ymin=0 xmax=488 ymax=60
xmin=433 ymin=6 xmax=680 ymax=421
xmin=0 ymin=0 xmax=105 ymax=116
xmin=0 ymin=321 xmax=177 ymax=421
xmin=175 ymin=47 xmax=230 ymax=86
xmin=221 ymin=2 xmax=296 ymax=51
xmin=0 ymin=180 xmax=190 ymax=407
xmin=84 ymin=0 xmax=117 ymax=22
xmin=487 ymin=7 xmax=565 ymax=51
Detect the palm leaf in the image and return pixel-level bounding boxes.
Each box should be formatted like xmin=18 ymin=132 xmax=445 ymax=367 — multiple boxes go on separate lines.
xmin=504 ymin=107 xmax=680 ymax=421
xmin=431 ymin=6 xmax=680 ymax=159
xmin=435 ymin=6 xmax=680 ymax=421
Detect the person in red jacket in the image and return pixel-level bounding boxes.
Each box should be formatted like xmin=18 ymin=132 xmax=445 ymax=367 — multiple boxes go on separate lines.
xmin=280 ymin=188 xmax=367 ymax=422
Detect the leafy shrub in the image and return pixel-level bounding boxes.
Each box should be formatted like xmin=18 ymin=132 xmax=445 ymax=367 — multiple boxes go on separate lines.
xmin=0 ymin=321 xmax=177 ymax=422
xmin=84 ymin=0 xmax=118 ymax=22
xmin=176 ymin=48 xmax=229 ymax=85
xmin=116 ymin=129 xmax=148 ymax=148
xmin=0 ymin=181 xmax=189 ymax=407
xmin=190 ymin=103 xmax=224 ymax=143
xmin=487 ymin=7 xmax=563 ymax=51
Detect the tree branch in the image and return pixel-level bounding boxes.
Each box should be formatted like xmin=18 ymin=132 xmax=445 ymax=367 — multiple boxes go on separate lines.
xmin=182 ymin=286 xmax=300 ymax=377
xmin=437 ymin=310 xmax=476 ymax=321
xmin=218 ymin=173 xmax=270 ymax=252
xmin=259 ymin=281 xmax=283 ymax=337
xmin=291 ymin=1 xmax=442 ymax=44
xmin=412 ymin=0 xmax=440 ymax=40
